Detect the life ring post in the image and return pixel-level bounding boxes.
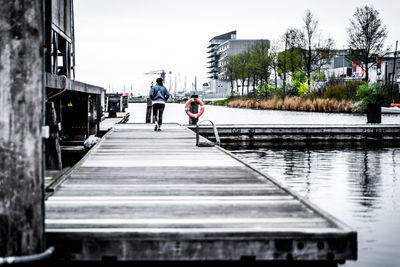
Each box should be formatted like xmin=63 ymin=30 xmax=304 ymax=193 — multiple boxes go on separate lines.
xmin=184 ymin=95 xmax=205 ymax=124
xmin=189 ymin=94 xmax=199 ymax=125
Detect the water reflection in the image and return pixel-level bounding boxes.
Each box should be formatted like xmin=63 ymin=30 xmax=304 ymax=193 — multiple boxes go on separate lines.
xmin=229 ymin=144 xmax=400 ymax=267
xmin=360 ymin=150 xmax=381 ymax=209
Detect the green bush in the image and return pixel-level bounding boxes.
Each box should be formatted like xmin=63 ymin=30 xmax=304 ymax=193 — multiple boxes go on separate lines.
xmin=356 ymin=82 xmax=385 ymax=110
xmin=258 ymin=84 xmax=286 ymax=99
xmin=213 ymin=99 xmax=228 ymax=106
xmin=313 ymin=73 xmax=325 ymax=80
xmin=324 ymin=81 xmax=364 ymax=101
xmin=292 ymin=71 xmax=308 ymax=96
xmin=323 ymin=85 xmax=345 ymax=100
xmin=343 ymin=81 xmax=364 ymax=100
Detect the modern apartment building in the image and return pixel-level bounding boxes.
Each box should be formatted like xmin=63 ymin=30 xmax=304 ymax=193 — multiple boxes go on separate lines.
xmin=207 ymin=31 xmax=237 ymax=80
xmin=207 ymin=31 xmax=269 ymax=95
xmin=218 ymin=39 xmax=268 ymax=80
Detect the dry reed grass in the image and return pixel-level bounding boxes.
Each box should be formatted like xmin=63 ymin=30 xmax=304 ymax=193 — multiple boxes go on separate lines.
xmin=226 ymin=96 xmax=352 ymax=113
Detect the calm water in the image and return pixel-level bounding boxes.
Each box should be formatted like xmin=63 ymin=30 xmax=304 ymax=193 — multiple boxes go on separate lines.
xmin=229 ymin=146 xmax=400 ymax=267
xmin=127 ymin=103 xmax=400 ymax=125
xmin=127 ymin=103 xmax=400 ymax=266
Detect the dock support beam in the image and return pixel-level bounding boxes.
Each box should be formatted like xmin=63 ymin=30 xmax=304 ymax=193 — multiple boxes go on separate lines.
xmin=0 ymin=0 xmax=44 ymax=258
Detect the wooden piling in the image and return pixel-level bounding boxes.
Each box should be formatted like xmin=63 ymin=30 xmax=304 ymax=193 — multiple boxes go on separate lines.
xmin=45 ymin=102 xmax=62 ymax=170
xmin=189 ymin=95 xmax=199 ymax=125
xmin=366 ymin=103 xmax=382 ymax=123
xmin=146 ymin=97 xmax=152 ymax=123
xmin=0 ymin=0 xmax=44 ymax=257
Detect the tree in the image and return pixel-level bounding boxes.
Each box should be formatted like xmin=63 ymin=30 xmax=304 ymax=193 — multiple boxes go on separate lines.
xmin=234 ymin=53 xmax=249 ymax=96
xmin=222 ymin=40 xmax=271 ymax=96
xmin=250 ymin=40 xmax=271 ymax=91
xmin=347 ymin=5 xmax=388 ymax=82
xmin=224 ymin=57 xmax=236 ymax=96
xmin=269 ymin=41 xmax=280 ymax=89
xmin=278 ymin=28 xmax=304 ymax=90
xmin=301 ymin=10 xmax=335 ymax=86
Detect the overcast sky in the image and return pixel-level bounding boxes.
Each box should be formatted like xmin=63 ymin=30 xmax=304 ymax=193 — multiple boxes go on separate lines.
xmin=74 ymin=0 xmax=400 ymax=96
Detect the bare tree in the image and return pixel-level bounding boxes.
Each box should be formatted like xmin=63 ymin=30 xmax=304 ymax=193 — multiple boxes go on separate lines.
xmin=279 ymin=28 xmax=304 ymax=90
xmin=302 ymin=10 xmax=335 ymax=86
xmin=347 ymin=5 xmax=388 ymax=81
xmin=269 ymin=40 xmax=280 ymax=89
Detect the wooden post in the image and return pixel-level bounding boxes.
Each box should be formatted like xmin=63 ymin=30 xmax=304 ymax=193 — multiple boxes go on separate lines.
xmin=45 ymin=102 xmax=62 ymax=170
xmin=146 ymin=97 xmax=152 ymax=123
xmin=391 ymin=40 xmax=398 ymax=103
xmin=366 ymin=103 xmax=382 ymax=123
xmin=189 ymin=95 xmax=199 ymax=125
xmin=0 ymin=0 xmax=44 ymax=257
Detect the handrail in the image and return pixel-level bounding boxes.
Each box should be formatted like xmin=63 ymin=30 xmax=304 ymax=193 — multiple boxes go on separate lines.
xmin=196 ymin=120 xmax=220 ymax=147
xmin=0 ymin=247 xmax=54 ymax=265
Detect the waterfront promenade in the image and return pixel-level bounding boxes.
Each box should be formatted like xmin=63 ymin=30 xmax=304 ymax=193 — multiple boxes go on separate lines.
xmin=45 ymin=123 xmax=356 ymax=262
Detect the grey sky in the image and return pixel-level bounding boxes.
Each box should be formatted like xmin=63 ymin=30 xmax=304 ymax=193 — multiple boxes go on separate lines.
xmin=74 ymin=0 xmax=400 ymax=95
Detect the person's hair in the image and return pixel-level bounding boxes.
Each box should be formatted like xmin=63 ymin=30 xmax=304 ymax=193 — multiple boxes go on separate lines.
xmin=156 ymin=78 xmax=163 ymax=85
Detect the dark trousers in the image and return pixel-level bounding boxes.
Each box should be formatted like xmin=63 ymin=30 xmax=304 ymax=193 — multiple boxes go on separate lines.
xmin=152 ymin=103 xmax=165 ymax=126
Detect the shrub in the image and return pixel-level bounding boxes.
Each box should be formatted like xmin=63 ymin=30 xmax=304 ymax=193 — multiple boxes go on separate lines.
xmin=324 ymin=85 xmax=345 ymax=100
xmin=324 ymin=81 xmax=364 ymax=101
xmin=343 ymin=81 xmax=364 ymax=100
xmin=214 ymin=99 xmax=228 ymax=106
xmin=356 ymin=82 xmax=386 ymax=110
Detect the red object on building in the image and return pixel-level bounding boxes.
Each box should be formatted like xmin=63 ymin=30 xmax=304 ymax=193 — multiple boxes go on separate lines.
xmin=376 ymin=57 xmax=382 ymax=75
xmin=352 ymin=61 xmax=357 ymax=70
xmin=376 ymin=57 xmax=382 ymax=67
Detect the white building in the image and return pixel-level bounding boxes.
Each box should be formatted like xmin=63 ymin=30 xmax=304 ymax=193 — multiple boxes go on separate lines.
xmin=323 ymin=49 xmax=400 ymax=85
xmin=207 ymin=31 xmax=270 ymax=96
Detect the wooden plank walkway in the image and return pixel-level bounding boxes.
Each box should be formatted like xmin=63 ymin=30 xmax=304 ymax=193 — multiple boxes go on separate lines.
xmin=46 ymin=123 xmax=357 ymax=262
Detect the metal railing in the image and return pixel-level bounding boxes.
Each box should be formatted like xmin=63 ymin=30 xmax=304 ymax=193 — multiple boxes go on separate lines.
xmin=0 ymin=247 xmax=54 ymax=265
xmin=196 ymin=120 xmax=220 ymax=147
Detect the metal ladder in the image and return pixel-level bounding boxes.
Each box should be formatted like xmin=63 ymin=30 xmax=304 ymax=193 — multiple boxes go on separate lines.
xmin=195 ymin=119 xmax=220 ymax=147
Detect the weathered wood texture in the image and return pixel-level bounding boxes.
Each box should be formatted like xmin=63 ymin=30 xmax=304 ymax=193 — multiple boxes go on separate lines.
xmin=46 ymin=124 xmax=357 ymax=262
xmin=0 ymin=0 xmax=44 ymax=256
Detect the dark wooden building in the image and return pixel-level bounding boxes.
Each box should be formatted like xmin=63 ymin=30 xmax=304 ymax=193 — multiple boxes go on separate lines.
xmin=44 ymin=0 xmax=105 ymax=170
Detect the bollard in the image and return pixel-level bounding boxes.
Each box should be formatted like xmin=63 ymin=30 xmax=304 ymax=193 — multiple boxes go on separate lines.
xmin=366 ymin=103 xmax=381 ymax=123
xmin=146 ymin=97 xmax=152 ymax=123
xmin=189 ymin=94 xmax=199 ymax=125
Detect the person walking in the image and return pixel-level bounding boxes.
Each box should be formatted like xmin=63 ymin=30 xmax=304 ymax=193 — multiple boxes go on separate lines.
xmin=149 ymin=78 xmax=170 ymax=131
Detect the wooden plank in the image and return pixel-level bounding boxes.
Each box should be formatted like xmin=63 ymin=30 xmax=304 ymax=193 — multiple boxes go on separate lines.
xmin=46 ymin=123 xmax=357 ymax=262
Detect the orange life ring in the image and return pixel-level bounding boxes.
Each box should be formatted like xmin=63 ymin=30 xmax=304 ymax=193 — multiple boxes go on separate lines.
xmin=390 ymin=103 xmax=400 ymax=107
xmin=184 ymin=98 xmax=205 ymax=119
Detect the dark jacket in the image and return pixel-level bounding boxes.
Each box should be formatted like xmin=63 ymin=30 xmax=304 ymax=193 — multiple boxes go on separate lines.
xmin=150 ymin=84 xmax=170 ymax=103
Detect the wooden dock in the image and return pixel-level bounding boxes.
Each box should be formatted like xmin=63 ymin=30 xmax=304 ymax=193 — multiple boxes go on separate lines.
xmin=189 ymin=124 xmax=400 ymax=146
xmin=46 ymin=123 xmax=357 ymax=262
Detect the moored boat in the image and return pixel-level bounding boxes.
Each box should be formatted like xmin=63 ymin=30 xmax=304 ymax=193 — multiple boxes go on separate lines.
xmin=382 ymin=105 xmax=400 ymax=114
